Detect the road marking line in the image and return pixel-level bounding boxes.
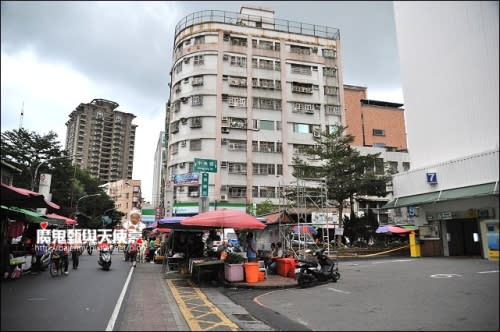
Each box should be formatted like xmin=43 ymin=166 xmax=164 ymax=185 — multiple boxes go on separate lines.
xmin=254 ymin=289 xmax=290 ymax=309
xmin=430 ymin=273 xmax=462 ymax=278
xmin=167 ymin=279 xmax=239 ymax=331
xmin=327 ymin=287 xmax=351 ymax=294
xmin=105 ymin=266 xmax=134 ymax=331
xmin=478 ymin=270 xmax=499 ymax=274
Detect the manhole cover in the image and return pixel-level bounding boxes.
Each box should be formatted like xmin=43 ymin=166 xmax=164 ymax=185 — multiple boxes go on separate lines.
xmin=233 ymin=313 xmax=256 ymax=321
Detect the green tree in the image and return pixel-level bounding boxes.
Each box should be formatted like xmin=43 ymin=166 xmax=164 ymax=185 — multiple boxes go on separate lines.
xmin=255 ymin=199 xmax=276 ymax=216
xmin=292 ymin=125 xmax=390 ymax=246
xmin=1 ymin=128 xmax=116 ymax=224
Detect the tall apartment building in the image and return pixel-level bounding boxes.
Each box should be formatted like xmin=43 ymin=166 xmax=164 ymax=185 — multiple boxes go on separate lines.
xmin=65 ymin=98 xmax=137 ymax=184
xmin=343 ymin=84 xmax=410 ymax=223
xmin=389 ymin=2 xmax=498 ymax=258
xmin=164 ymin=5 xmax=343 ymax=216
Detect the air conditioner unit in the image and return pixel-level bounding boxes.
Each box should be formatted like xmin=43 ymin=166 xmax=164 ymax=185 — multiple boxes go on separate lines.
xmin=221 ymin=138 xmax=228 ymax=145
xmin=179 ymin=162 xmax=185 ymax=168
xmin=220 ymin=161 xmax=228 ymax=168
xmin=222 ymin=127 xmax=230 ymax=134
xmin=184 ymin=58 xmax=190 ymax=64
xmin=220 ymin=194 xmax=228 ymax=201
xmin=181 ymin=118 xmax=187 ymax=124
xmin=189 ymin=191 xmax=199 ymax=197
xmin=181 ymin=97 xmax=188 ymax=103
xmin=313 ymin=130 xmax=321 ymax=138
xmin=222 ymin=117 xmax=229 ymax=123
xmin=305 ymin=109 xmax=314 ymax=114
xmin=223 ymin=55 xmax=229 ymax=61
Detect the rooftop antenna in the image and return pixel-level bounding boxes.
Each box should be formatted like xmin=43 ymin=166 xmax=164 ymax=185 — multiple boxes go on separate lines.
xmin=19 ymin=101 xmax=24 ymax=129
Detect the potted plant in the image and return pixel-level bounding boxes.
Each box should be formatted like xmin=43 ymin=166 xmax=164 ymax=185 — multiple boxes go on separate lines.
xmin=224 ymin=252 xmax=245 ymax=282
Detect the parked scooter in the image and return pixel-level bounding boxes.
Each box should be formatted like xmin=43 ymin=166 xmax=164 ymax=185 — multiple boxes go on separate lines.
xmin=98 ymin=248 xmax=112 ymax=270
xmin=296 ymin=248 xmax=340 ymax=288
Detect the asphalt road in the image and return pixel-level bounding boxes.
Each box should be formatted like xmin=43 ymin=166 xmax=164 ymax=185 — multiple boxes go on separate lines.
xmin=223 ymin=257 xmax=499 ymax=331
xmin=1 ymin=250 xmax=130 ymax=331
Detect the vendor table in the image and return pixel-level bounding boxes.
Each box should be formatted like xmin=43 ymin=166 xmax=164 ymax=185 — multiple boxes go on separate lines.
xmin=191 ymin=259 xmax=225 ymax=284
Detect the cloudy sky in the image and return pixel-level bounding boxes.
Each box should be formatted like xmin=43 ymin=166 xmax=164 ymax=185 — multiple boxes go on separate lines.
xmin=1 ymin=1 xmax=403 ymax=202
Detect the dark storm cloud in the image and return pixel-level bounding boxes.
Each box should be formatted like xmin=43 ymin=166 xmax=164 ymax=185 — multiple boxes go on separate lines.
xmin=175 ymin=1 xmax=402 ymax=89
xmin=1 ymin=1 xmax=180 ymax=102
xmin=1 ymin=1 xmax=401 ymax=105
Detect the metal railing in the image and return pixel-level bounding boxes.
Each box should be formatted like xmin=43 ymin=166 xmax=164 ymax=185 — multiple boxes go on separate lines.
xmin=175 ymin=10 xmax=340 ymax=41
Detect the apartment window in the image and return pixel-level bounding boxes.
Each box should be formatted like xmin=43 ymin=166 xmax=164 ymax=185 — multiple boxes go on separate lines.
xmin=193 ymin=35 xmax=205 ymax=45
xmin=97 ymin=111 xmax=103 ymax=119
xmin=293 ymin=102 xmax=318 ymax=113
xmin=230 ymin=56 xmax=246 ymax=67
xmin=259 ymin=141 xmax=275 ymax=152
xmin=229 ymin=186 xmax=247 ymax=198
xmin=292 ymin=123 xmax=313 ymax=134
xmin=193 ymin=55 xmax=204 ymax=65
xmin=228 ymin=163 xmax=247 ymax=175
xmin=291 ymin=64 xmax=312 ymax=75
xmin=190 ymin=139 xmax=202 ymax=151
xmin=230 ymin=37 xmax=247 ymax=47
xmin=192 ymin=95 xmax=203 ymax=106
xmin=229 ymin=76 xmax=247 ymax=87
xmin=325 ymin=105 xmax=341 ymax=115
xmin=175 ymin=62 xmax=182 ymax=74
xmin=259 ymin=120 xmax=274 ymax=130
xmin=324 ymin=86 xmax=338 ymax=96
xmin=323 ymin=67 xmax=337 ymax=77
xmin=228 ymin=140 xmax=247 ymax=151
xmin=173 ymin=101 xmax=180 ymax=112
xmin=171 ymin=143 xmax=179 ymax=155
xmin=253 ymin=97 xmax=281 ymax=110
xmin=253 ymin=163 xmax=275 ymax=175
xmin=171 ymin=121 xmax=179 ymax=133
xmin=190 ymin=117 xmax=202 ymax=128
xmin=403 ymin=162 xmax=410 ymax=171
xmin=290 ymin=45 xmax=311 ymax=55
xmin=373 ymin=129 xmax=385 ymax=136
xmin=192 ymin=76 xmax=204 ymax=86
xmin=229 ymin=118 xmax=247 ymax=129
xmin=373 ymin=143 xmax=386 ymax=148
xmin=388 ymin=161 xmax=398 ymax=174
xmin=228 ymin=96 xmax=247 ymax=107
xmin=260 ymin=186 xmax=275 ymax=198
xmin=322 ymin=48 xmax=336 ymax=58
xmin=291 ymin=82 xmax=313 ymax=94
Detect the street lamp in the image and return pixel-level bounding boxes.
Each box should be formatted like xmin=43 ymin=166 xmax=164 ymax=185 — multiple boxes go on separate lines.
xmin=32 ymin=154 xmax=82 ymax=191
xmin=75 ymin=193 xmax=102 ymax=225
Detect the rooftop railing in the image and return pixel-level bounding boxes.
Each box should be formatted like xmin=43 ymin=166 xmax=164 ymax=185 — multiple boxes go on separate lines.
xmin=175 ymin=10 xmax=340 ymax=41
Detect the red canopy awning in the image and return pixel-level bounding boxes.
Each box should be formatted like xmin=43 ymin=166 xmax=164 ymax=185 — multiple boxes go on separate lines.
xmin=181 ymin=209 xmax=266 ymax=230
xmin=1 ymin=183 xmax=60 ymax=209
xmin=46 ymin=213 xmax=77 ymax=225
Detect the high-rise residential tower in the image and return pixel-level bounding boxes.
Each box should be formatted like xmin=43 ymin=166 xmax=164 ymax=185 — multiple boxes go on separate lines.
xmin=65 ymin=98 xmax=137 ymax=184
xmin=164 ymin=5 xmax=343 ymax=216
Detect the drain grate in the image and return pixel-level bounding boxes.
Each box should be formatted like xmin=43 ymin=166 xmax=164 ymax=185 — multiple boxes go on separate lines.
xmin=232 ymin=313 xmax=256 ymax=321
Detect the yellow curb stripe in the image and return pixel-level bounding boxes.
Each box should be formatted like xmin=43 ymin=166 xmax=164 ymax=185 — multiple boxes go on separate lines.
xmin=167 ymin=279 xmax=240 ymax=331
xmin=355 ymin=245 xmax=409 ymax=257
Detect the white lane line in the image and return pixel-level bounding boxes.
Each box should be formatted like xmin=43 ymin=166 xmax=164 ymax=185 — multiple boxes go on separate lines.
xmin=328 ymin=287 xmax=351 ymax=294
xmin=372 ymin=259 xmax=414 ymax=264
xmin=478 ymin=270 xmax=499 ymax=274
xmin=105 ymin=266 xmax=134 ymax=331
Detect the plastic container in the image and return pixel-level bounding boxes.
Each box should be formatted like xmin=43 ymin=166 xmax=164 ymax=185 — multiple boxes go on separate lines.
xmin=276 ymin=258 xmax=288 ymax=277
xmin=258 ymin=271 xmax=265 ymax=281
xmin=284 ymin=259 xmax=298 ymax=278
xmin=243 ymin=262 xmax=259 ymax=283
xmin=224 ymin=263 xmax=244 ymax=282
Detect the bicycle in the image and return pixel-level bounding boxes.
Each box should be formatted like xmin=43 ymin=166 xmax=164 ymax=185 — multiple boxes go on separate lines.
xmin=49 ymin=249 xmax=68 ymax=277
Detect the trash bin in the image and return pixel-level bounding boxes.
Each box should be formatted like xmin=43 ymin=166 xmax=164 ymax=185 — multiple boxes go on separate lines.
xmin=243 ymin=262 xmax=259 ymax=283
xmin=276 ymin=258 xmax=288 ymax=277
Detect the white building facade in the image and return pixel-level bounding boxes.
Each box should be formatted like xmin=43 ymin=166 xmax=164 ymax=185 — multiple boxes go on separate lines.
xmin=164 ymin=5 xmax=344 ymax=216
xmin=390 ymin=2 xmax=499 ymax=259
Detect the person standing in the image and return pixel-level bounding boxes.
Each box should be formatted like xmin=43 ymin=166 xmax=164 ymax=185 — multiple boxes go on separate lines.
xmin=128 ymin=240 xmax=138 ymax=268
xmin=246 ymin=232 xmax=258 ymax=262
xmin=148 ymin=238 xmax=156 ymax=263
xmin=71 ymin=242 xmax=82 ymax=270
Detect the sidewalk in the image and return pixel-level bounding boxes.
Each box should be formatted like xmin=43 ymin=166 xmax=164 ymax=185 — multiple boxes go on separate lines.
xmin=113 ymin=263 xmax=188 ymax=331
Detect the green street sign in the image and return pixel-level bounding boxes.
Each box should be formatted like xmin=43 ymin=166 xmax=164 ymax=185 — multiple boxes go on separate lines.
xmin=201 ymin=172 xmax=209 ymax=197
xmin=194 ymin=158 xmax=217 ymax=173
